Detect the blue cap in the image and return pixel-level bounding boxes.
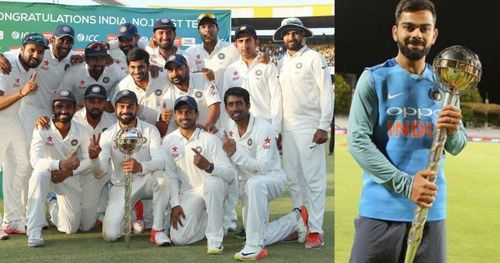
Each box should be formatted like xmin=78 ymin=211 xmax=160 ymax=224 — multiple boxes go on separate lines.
xmin=235 ymin=24 xmax=257 ymax=39
xmin=22 ymin=33 xmax=49 ymax=49
xmin=197 ymin=13 xmax=218 ymax=28
xmin=118 ymin=23 xmax=138 ymax=40
xmin=84 ymin=42 xmax=108 ymax=57
xmin=165 ymin=54 xmax=188 ymax=69
xmin=84 ymin=84 xmax=107 ymax=99
xmin=153 ymin=18 xmax=176 ymax=32
xmin=114 ymin=90 xmax=138 ymax=104
xmin=53 ymin=89 xmax=76 ymax=103
xmin=53 ymin=24 xmax=75 ymax=39
xmin=174 ymin=95 xmax=198 ymax=110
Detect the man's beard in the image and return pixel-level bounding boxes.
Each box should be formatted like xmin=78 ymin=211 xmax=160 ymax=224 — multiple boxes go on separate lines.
xmin=398 ymin=39 xmax=431 ymax=61
xmin=119 ymin=113 xmax=135 ymax=125
xmin=54 ymin=112 xmax=72 ymax=123
xmin=88 ymin=108 xmax=103 ymax=119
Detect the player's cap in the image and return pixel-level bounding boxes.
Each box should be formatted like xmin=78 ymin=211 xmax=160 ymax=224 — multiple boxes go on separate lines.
xmin=117 ymin=23 xmax=138 ymax=40
xmin=114 ymin=90 xmax=138 ymax=104
xmin=84 ymin=84 xmax=107 ymax=99
xmin=273 ymin=17 xmax=313 ymax=42
xmin=174 ymin=95 xmax=198 ymax=111
xmin=84 ymin=41 xmax=108 ymax=57
xmin=53 ymin=89 xmax=76 ymax=103
xmin=153 ymin=18 xmax=176 ymax=32
xmin=22 ymin=33 xmax=49 ymax=49
xmin=235 ymin=24 xmax=257 ymax=39
xmin=164 ymin=54 xmax=188 ymax=70
xmin=53 ymin=24 xmax=75 ymax=39
xmin=197 ymin=13 xmax=218 ymax=28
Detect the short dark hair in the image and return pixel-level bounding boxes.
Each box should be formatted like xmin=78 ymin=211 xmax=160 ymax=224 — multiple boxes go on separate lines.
xmin=126 ymin=47 xmax=150 ymax=66
xmin=395 ymin=0 xmax=437 ymax=25
xmin=224 ymin=87 xmax=250 ymax=106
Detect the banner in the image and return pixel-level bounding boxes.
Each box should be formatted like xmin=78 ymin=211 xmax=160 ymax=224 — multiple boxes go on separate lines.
xmin=0 ymin=2 xmax=231 ymax=52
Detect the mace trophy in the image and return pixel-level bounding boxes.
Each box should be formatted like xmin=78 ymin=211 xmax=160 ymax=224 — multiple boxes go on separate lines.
xmin=115 ymin=127 xmax=146 ymax=246
xmin=404 ymin=45 xmax=482 ymax=263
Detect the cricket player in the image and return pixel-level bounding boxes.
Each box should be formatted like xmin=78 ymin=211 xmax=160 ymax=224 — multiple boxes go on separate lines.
xmin=0 ymin=33 xmax=48 ymax=235
xmin=26 ymin=90 xmax=91 ymax=247
xmin=222 ymin=87 xmax=308 ymax=261
xmin=348 ymin=1 xmax=466 ymax=261
xmin=58 ymin=41 xmax=126 ymax=107
xmin=274 ymin=17 xmax=334 ymax=248
xmin=114 ymin=47 xmax=171 ymax=134
xmin=92 ymin=90 xmax=171 ymax=246
xmin=146 ymin=19 xmax=186 ymax=69
xmin=161 ymin=54 xmax=221 ymax=134
xmin=162 ymin=95 xmax=235 ymax=254
xmin=222 ymin=25 xmax=283 ymax=234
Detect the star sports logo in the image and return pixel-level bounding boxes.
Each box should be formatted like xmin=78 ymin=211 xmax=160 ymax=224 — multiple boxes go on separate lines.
xmin=46 ymin=136 xmax=55 ymax=146
xmin=232 ymin=70 xmax=239 ymax=81
xmin=171 ymin=145 xmax=179 ymax=158
xmin=263 ymin=137 xmax=271 ymax=149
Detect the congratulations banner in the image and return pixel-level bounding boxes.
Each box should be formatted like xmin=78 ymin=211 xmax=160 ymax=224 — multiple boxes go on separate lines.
xmin=0 ymin=1 xmax=231 ymax=52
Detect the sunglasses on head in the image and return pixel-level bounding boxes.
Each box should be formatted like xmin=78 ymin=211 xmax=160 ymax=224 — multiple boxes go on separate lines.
xmin=23 ymin=34 xmax=49 ymax=47
xmin=197 ymin=13 xmax=217 ymax=22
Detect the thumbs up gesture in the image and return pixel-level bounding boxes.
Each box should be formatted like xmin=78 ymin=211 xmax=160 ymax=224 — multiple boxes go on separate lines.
xmin=160 ymin=101 xmax=172 ymax=124
xmin=222 ymin=130 xmax=236 ymax=156
xmin=20 ymin=72 xmax=38 ymax=96
xmin=60 ymin=150 xmax=80 ymax=171
xmin=191 ymin=147 xmax=211 ymax=171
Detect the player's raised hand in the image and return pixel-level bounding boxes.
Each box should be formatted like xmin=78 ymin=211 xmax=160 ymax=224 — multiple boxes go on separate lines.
xmin=170 ymin=205 xmax=185 ymax=230
xmin=20 ymin=72 xmax=38 ymax=96
xmin=60 ymin=150 xmax=80 ymax=171
xmin=257 ymin=51 xmax=270 ymax=64
xmin=149 ymin=65 xmax=161 ymax=79
xmin=203 ymin=122 xmax=218 ymax=134
xmin=89 ymin=133 xmax=102 ymax=160
xmin=201 ymin=67 xmax=215 ymax=81
xmin=69 ymin=54 xmax=84 ymax=65
xmin=160 ymin=102 xmax=172 ymax=124
xmin=0 ymin=52 xmax=12 ymax=74
xmin=34 ymin=116 xmax=50 ymax=130
xmin=123 ymin=157 xmax=142 ymax=173
xmin=191 ymin=147 xmax=211 ymax=170
xmin=222 ymin=130 xmax=236 ymax=156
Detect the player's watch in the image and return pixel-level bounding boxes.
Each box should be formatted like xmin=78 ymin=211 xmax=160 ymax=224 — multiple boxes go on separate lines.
xmin=205 ymin=163 xmax=214 ymax=174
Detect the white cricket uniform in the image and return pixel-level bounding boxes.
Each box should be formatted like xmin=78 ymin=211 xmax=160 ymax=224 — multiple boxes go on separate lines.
xmin=222 ymin=56 xmax=283 ymax=137
xmin=145 ymin=45 xmax=186 ymax=69
xmin=278 ymin=45 xmax=334 ymax=234
xmin=58 ymin=63 xmax=126 ymax=105
xmin=72 ymin=109 xmax=116 ymax=231
xmin=19 ymin=45 xmax=76 ymax=142
xmin=0 ymin=53 xmax=35 ymax=225
xmin=227 ymin=114 xmax=298 ymax=247
xmin=93 ymin=119 xmax=169 ymax=241
xmin=108 ymin=38 xmax=149 ymax=75
xmin=26 ymin=119 xmax=91 ymax=234
xmin=160 ymin=74 xmax=221 ymax=134
xmin=184 ymin=39 xmax=239 ymax=95
xmin=163 ymin=128 xmax=235 ymax=245
xmin=114 ymin=73 xmax=170 ymax=126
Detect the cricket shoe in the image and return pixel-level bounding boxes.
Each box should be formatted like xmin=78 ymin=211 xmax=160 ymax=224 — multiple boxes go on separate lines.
xmin=207 ymin=240 xmax=224 ymax=254
xmin=28 ymin=230 xmax=44 ymax=247
xmin=2 ymin=220 xmax=26 ymax=234
xmin=296 ymin=205 xmax=309 ymax=243
xmin=305 ymin=232 xmax=324 ymax=249
xmin=0 ymin=230 xmax=8 ymax=240
xmin=149 ymin=229 xmax=171 ymax=247
xmin=133 ymin=219 xmax=145 ymax=234
xmin=234 ymin=245 xmax=268 ymax=261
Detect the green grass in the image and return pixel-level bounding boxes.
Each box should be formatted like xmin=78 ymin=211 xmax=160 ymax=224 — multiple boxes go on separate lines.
xmin=335 ymin=135 xmax=500 ymax=263
xmin=0 ymin=152 xmax=334 ymax=263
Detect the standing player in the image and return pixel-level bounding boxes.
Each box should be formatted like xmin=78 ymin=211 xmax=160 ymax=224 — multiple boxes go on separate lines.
xmin=348 ymin=1 xmax=466 ymax=262
xmin=273 ymin=17 xmax=334 ymax=248
xmin=26 ymin=90 xmax=91 ymax=247
xmin=58 ymin=41 xmax=126 ymax=107
xmin=162 ymin=54 xmax=221 ymax=134
xmin=146 ymin=19 xmax=186 ymax=69
xmin=222 ymin=25 xmax=283 ymax=233
xmin=222 ymin=87 xmax=308 ymax=261
xmin=0 ymin=33 xmax=48 ymax=235
xmin=108 ymin=23 xmax=145 ymax=74
xmin=91 ymin=90 xmax=171 ymax=246
xmin=163 ymin=95 xmax=235 ymax=254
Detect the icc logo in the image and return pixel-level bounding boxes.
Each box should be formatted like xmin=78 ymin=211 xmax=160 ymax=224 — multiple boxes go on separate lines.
xmin=77 ymin=33 xmax=100 ymax=42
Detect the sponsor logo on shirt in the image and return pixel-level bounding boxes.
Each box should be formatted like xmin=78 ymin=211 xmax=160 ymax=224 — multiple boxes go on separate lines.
xmin=79 ymin=80 xmax=86 ymax=88
xmin=13 ymin=78 xmax=20 ymax=88
xmin=195 ymin=91 xmax=203 ymax=98
xmin=155 ymin=89 xmax=162 ymax=96
xmin=195 ymin=54 xmax=202 ymax=65
xmin=171 ymin=145 xmax=179 ymax=158
xmin=232 ymin=70 xmax=239 ymax=81
xmin=262 ymin=137 xmax=271 ymax=149
xmin=386 ymin=106 xmax=439 ymax=138
xmin=46 ymin=136 xmax=54 ymax=146
xmin=218 ymin=53 xmax=225 ymax=60
xmin=41 ymin=60 xmax=50 ymax=71
xmin=247 ymin=138 xmax=252 ymax=146
xmin=71 ymin=139 xmax=78 ymax=146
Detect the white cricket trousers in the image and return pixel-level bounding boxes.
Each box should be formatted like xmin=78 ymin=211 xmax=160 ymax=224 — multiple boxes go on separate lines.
xmin=103 ymin=170 xmax=169 ymax=241
xmin=27 ymin=170 xmax=83 ymax=234
xmin=170 ymin=176 xmax=226 ymax=245
xmin=282 ymin=129 xmax=326 ymax=234
xmin=79 ymin=172 xmax=110 ymax=231
xmin=241 ymin=173 xmax=298 ymax=247
xmin=0 ymin=121 xmax=30 ymax=224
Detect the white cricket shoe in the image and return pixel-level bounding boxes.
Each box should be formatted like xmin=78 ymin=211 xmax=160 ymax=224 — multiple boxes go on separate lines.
xmin=207 ymin=240 xmax=224 ymax=255
xmin=234 ymin=244 xmax=268 ymax=261
xmin=28 ymin=230 xmax=44 ymax=247
xmin=2 ymin=220 xmax=26 ymax=234
xmin=149 ymin=229 xmax=171 ymax=247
